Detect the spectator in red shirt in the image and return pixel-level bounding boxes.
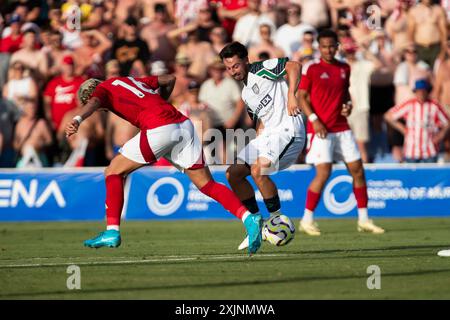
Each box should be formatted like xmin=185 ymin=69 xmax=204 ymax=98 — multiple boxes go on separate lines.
xmin=298 ymin=29 xmax=384 ymax=236
xmin=43 ymin=55 xmax=85 ymax=133
xmin=0 ymin=14 xmax=23 ymax=54
xmin=385 ymin=79 xmax=450 ymax=163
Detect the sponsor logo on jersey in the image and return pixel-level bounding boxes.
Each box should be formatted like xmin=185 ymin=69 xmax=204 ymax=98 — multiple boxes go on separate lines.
xmin=252 ymin=83 xmax=259 ymax=94
xmin=254 ymin=94 xmax=272 ymax=117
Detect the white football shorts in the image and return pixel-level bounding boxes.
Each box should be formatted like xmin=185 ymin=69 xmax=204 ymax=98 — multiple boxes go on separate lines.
xmin=305 ymin=129 xmax=361 ymax=165
xmin=237 ymin=130 xmax=305 ymax=173
xmin=120 ymin=119 xmax=204 ymax=171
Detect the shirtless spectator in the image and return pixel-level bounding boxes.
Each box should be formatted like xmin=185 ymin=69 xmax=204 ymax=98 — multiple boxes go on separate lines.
xmin=44 ymin=30 xmax=72 ymax=76
xmin=74 ymin=29 xmax=112 ymax=78
xmin=175 ymin=31 xmax=217 ymax=81
xmin=140 ymin=0 xmax=175 ymax=22
xmin=248 ymin=24 xmax=284 ymax=63
xmin=10 ymin=29 xmax=48 ymax=81
xmin=292 ymin=0 xmax=329 ymax=30
xmin=112 ymin=16 xmax=151 ymax=77
xmin=209 ymin=26 xmax=229 ymax=55
xmin=170 ymin=52 xmax=198 ymax=107
xmin=13 ymin=96 xmax=52 ymax=168
xmin=432 ymin=39 xmax=450 ymax=161
xmin=407 ymin=0 xmax=448 ymax=68
xmin=232 ymin=0 xmax=276 ymax=48
xmin=43 ymin=55 xmax=84 ymax=133
xmin=385 ymin=0 xmax=413 ymax=55
xmin=2 ymin=61 xmax=38 ymax=112
xmin=0 ymin=14 xmax=23 ymax=54
xmin=140 ymin=3 xmax=177 ymax=65
xmin=274 ymin=3 xmax=315 ymax=59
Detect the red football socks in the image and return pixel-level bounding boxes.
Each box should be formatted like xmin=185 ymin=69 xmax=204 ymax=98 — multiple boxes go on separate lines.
xmin=305 ymin=189 xmax=321 ymax=211
xmin=200 ymin=180 xmax=247 ymax=220
xmin=353 ymin=185 xmax=368 ymax=209
xmin=105 ymin=174 xmax=124 ymax=227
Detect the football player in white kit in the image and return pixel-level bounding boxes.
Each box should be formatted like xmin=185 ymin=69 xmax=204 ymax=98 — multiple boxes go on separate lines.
xmin=220 ymin=42 xmax=305 ymax=250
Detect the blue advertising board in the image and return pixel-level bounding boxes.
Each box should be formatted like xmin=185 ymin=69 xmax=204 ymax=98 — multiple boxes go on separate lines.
xmin=1 ymin=165 xmax=450 ymax=221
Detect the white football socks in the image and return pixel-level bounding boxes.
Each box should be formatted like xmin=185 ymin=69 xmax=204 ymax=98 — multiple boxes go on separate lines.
xmin=302 ymin=209 xmax=314 ymax=224
xmin=357 ymin=208 xmax=369 ymax=223
xmin=107 ymin=225 xmax=119 ymax=231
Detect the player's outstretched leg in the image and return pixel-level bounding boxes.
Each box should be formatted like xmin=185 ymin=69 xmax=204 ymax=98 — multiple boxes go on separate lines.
xmin=346 ymin=160 xmax=384 ymax=234
xmin=227 ymin=159 xmax=283 ymax=250
xmin=186 ymin=166 xmax=263 ymax=255
xmin=84 ymin=154 xmax=144 ymax=248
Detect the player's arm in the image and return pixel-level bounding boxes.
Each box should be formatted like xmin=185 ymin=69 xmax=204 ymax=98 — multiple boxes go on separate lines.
xmin=65 ymin=97 xmax=100 ymax=137
xmin=284 ymin=61 xmax=302 ymax=116
xmin=298 ymin=89 xmax=328 ymax=139
xmin=157 ymin=74 xmax=176 ymax=101
xmin=384 ymin=108 xmax=407 ymax=135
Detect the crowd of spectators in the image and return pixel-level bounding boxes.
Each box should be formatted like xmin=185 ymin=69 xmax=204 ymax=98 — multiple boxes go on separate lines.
xmin=0 ymin=0 xmax=449 ymax=168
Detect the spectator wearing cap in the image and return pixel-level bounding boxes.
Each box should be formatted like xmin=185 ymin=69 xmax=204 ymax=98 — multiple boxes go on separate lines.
xmin=0 ymin=14 xmax=23 ymax=53
xmin=140 ymin=3 xmax=177 ymax=65
xmin=150 ymin=60 xmax=168 ymax=76
xmin=292 ymin=31 xmax=319 ymax=63
xmin=385 ymin=79 xmax=450 ymax=163
xmin=112 ymin=16 xmax=151 ymax=77
xmin=274 ymin=3 xmax=315 ymax=59
xmin=407 ymin=0 xmax=448 ymax=69
xmin=10 ymin=29 xmax=48 ymax=81
xmin=170 ymin=52 xmax=198 ymax=107
xmin=199 ymin=58 xmax=244 ymax=163
xmin=232 ymin=0 xmax=276 ymax=48
xmin=43 ymin=55 xmax=84 ymax=133
xmin=248 ymin=23 xmax=284 ymax=63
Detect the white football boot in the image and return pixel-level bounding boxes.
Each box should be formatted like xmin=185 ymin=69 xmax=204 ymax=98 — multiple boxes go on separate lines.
xmin=437 ymin=249 xmax=450 ymax=257
xmin=299 ymin=220 xmax=321 ymax=236
xmin=357 ymin=219 xmax=385 ymax=234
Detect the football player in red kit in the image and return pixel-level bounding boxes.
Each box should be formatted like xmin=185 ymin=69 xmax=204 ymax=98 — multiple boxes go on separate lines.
xmin=65 ymin=75 xmax=262 ymax=254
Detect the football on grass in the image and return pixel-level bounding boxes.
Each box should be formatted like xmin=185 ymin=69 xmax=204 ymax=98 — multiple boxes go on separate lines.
xmin=263 ymin=214 xmax=296 ymax=246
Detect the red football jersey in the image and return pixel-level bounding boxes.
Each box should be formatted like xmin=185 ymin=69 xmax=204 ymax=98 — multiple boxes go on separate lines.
xmin=91 ymin=76 xmax=188 ymax=130
xmin=44 ymin=75 xmax=85 ymax=130
xmin=299 ymin=59 xmax=351 ymax=133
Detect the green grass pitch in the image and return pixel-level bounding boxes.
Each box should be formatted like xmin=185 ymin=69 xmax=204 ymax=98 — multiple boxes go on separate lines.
xmin=0 ymin=218 xmax=450 ymax=299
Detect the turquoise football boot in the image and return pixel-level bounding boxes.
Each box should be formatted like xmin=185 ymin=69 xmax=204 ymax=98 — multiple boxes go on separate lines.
xmin=84 ymin=230 xmax=121 ymax=248
xmin=243 ymin=214 xmax=263 ymax=255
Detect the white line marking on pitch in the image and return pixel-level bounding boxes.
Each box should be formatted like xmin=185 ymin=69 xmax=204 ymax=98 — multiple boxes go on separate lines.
xmin=0 ymin=253 xmax=296 ymax=269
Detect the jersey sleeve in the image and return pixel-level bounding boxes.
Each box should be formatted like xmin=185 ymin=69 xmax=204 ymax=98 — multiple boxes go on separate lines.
xmin=43 ymin=79 xmax=55 ymax=97
xmin=389 ymin=100 xmax=412 ymax=120
xmin=435 ymin=103 xmax=450 ymax=127
xmin=135 ymin=76 xmax=160 ymax=90
xmin=249 ymin=57 xmax=289 ymax=81
xmin=91 ymin=85 xmax=111 ymax=108
xmin=298 ymin=62 xmax=313 ymax=92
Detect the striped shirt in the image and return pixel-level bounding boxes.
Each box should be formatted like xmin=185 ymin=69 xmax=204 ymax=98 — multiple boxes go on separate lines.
xmin=389 ymin=98 xmax=449 ymax=159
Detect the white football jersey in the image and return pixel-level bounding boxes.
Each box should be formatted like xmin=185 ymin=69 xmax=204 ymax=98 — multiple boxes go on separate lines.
xmin=242 ymin=58 xmax=304 ymax=137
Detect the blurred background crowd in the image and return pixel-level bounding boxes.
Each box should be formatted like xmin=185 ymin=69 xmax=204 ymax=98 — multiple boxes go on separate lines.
xmin=0 ymin=0 xmax=449 ymax=168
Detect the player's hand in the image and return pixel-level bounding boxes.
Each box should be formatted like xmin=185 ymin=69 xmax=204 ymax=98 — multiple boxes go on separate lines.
xmin=341 ymin=103 xmax=352 ymax=117
xmin=287 ymin=94 xmax=301 ymax=116
xmin=312 ymin=119 xmax=328 ymax=139
xmin=65 ymin=119 xmax=80 ymax=138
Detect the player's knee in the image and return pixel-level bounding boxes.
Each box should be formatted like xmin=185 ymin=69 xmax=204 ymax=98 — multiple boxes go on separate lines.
xmin=251 ymin=164 xmax=266 ymax=181
xmin=226 ymin=164 xmax=246 ymax=183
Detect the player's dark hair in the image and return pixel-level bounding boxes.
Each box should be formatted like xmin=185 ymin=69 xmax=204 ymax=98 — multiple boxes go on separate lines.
xmin=318 ymin=29 xmax=338 ymax=44
xmin=219 ymin=42 xmax=248 ymax=61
